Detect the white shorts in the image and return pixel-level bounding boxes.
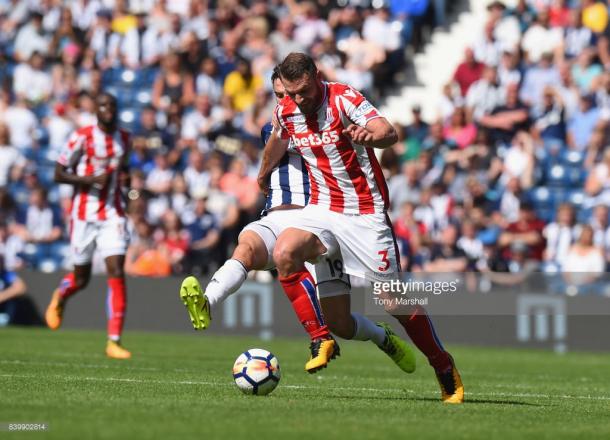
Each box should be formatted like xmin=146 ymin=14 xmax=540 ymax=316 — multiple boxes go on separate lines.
xmin=284 ymin=204 xmax=400 ymax=282
xmin=241 ymin=209 xmax=349 ymax=296
xmin=70 ymin=216 xmax=130 ymax=265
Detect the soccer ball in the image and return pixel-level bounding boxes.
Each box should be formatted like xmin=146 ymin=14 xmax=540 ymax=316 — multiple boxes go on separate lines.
xmin=232 ymin=348 xmax=281 ymax=396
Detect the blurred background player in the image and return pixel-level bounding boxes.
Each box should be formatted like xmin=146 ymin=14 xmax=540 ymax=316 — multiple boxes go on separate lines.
xmin=44 ymin=93 xmax=132 ymax=360
xmin=180 ymin=67 xmax=415 ymax=375
xmin=261 ymin=53 xmax=462 ymax=403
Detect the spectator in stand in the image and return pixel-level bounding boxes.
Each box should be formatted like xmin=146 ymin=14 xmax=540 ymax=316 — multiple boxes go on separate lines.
xmin=2 ymin=96 xmax=38 ymax=151
xmin=195 ymin=57 xmax=223 ymax=103
xmin=389 ymin=161 xmax=422 ymax=219
xmin=466 ymin=65 xmax=505 ymax=122
xmin=16 ymin=186 xmax=62 ymax=246
xmin=568 ymin=93 xmax=601 ymax=152
xmin=543 ymin=203 xmax=578 ymax=271
xmin=183 ymin=149 xmax=209 ymax=198
xmin=270 ymin=17 xmax=305 ymax=63
xmin=498 ymin=202 xmax=545 ymax=262
xmin=125 ymin=220 xmax=172 ymax=277
xmin=561 ymin=8 xmax=594 ymax=60
xmin=155 ymin=210 xmax=189 ymax=273
xmin=443 ymin=106 xmax=477 ymax=150
xmin=146 ymin=150 xmax=174 ymax=196
xmin=223 ymin=56 xmax=263 ymax=112
xmin=183 ymin=191 xmax=221 ymax=275
xmin=152 ymin=52 xmax=195 ymax=111
xmin=219 ymin=157 xmax=260 ymax=216
xmin=0 ymin=123 xmax=26 ymax=188
xmin=453 ymin=47 xmax=484 ymax=97
xmin=589 ymin=204 xmax=610 ymax=270
xmin=571 ymin=48 xmax=603 ymax=93
xmin=532 ymin=86 xmax=567 ymax=145
xmin=519 ymin=52 xmax=561 ymax=109
xmin=585 ymin=147 xmax=610 ymax=205
xmin=473 ymin=20 xmax=502 ymax=67
xmin=0 ymin=250 xmax=28 ymax=325
xmin=13 ymin=52 xmax=52 ymax=105
xmin=562 ymin=225 xmax=605 ymax=290
xmin=181 ymin=94 xmax=224 ymax=153
xmin=521 ymin=7 xmax=563 ymax=64
xmin=481 ymin=82 xmax=530 ymax=147
xmin=497 ymin=48 xmax=522 ymax=88
xmin=45 ymin=103 xmax=75 ymax=160
xmin=88 ymin=9 xmax=122 ymax=69
xmin=13 ymin=11 xmax=49 ymax=62
xmin=121 ymin=11 xmax=160 ymax=69
xmin=424 ymin=224 xmax=468 ymax=272
xmin=501 ymin=131 xmax=536 ymax=189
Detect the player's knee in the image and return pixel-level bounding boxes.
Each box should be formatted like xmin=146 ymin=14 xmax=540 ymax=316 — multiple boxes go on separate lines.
xmin=272 ymin=243 xmax=300 ymax=275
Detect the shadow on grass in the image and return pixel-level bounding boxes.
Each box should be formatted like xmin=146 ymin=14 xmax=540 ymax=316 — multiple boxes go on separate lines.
xmin=302 ymin=393 xmax=542 ymax=406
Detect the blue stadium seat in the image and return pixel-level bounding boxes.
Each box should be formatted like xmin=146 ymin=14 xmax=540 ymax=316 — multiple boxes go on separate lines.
xmin=563 ymin=149 xmax=585 ymax=167
xmin=546 ymin=164 xmax=569 ymax=187
xmin=531 ymin=186 xmax=552 ymax=208
xmin=119 ymin=108 xmax=138 ymax=131
xmin=567 ymin=190 xmax=586 ymax=208
xmin=119 ymin=69 xmax=137 ymax=86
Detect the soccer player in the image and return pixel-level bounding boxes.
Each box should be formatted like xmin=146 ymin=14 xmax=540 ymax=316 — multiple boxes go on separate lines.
xmin=179 ymin=68 xmax=415 ymax=374
xmin=45 ymin=93 xmax=132 ymax=360
xmin=259 ymin=53 xmax=464 ymax=403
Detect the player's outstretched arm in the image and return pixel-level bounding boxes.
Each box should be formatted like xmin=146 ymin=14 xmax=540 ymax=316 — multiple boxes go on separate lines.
xmin=257 ymin=130 xmax=289 ymax=194
xmin=343 ymin=118 xmax=397 ymax=149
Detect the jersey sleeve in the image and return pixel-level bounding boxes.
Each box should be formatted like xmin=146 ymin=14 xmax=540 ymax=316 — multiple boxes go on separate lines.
xmin=57 ymin=130 xmax=85 ymax=168
xmin=338 ymin=85 xmax=381 ymax=128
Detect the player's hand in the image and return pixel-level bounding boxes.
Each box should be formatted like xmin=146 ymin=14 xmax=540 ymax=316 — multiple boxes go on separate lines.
xmin=342 ymin=124 xmax=374 ymax=145
xmin=87 ymin=172 xmax=112 ymax=190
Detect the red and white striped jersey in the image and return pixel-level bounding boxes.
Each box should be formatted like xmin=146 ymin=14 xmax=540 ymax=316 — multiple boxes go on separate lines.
xmin=274 ymin=81 xmax=389 ymax=215
xmin=57 ymin=124 xmax=129 ymax=222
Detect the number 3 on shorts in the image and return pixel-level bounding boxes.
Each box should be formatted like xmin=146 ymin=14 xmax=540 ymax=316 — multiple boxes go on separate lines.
xmin=377 ymin=249 xmax=390 ymax=272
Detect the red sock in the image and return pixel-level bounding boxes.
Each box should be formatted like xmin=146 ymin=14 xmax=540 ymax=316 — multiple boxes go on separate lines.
xmin=279 ymin=269 xmax=330 ymax=340
xmin=107 ymin=277 xmax=127 ymax=341
xmin=399 ymin=306 xmax=451 ymax=371
xmin=58 ymin=273 xmax=80 ymax=300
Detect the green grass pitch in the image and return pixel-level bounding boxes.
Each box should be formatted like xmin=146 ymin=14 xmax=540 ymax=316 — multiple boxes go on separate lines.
xmin=1 ymin=327 xmax=609 ymax=440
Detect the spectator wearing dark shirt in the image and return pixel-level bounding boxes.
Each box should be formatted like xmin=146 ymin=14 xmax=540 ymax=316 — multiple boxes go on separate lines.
xmin=498 ymin=202 xmax=545 ymax=261
xmin=424 ymin=224 xmax=468 ymax=271
xmin=480 ymin=82 xmax=530 ymax=146
xmin=183 ymin=193 xmax=221 ymax=274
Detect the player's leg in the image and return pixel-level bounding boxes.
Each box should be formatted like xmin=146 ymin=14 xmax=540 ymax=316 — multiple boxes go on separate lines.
xmin=317 ymin=277 xmax=415 ymax=374
xmin=45 ymin=264 xmax=92 ymax=330
xmin=103 ymin=254 xmax=130 ymax=359
xmin=45 ymin=219 xmax=96 ymax=330
xmin=331 ymin=211 xmax=463 ymax=402
xmin=273 ymin=227 xmax=344 ymax=372
xmin=180 ymin=228 xmax=269 ymax=330
xmin=99 ymin=218 xmax=131 ymax=359
xmin=392 ymin=306 xmax=463 ymax=403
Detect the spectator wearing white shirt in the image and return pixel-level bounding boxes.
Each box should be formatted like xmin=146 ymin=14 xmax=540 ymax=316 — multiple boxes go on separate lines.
xmin=12 ymin=52 xmax=52 ymax=105
xmin=181 ymin=95 xmax=223 ymax=153
xmin=121 ymin=12 xmax=160 ymax=69
xmin=590 ymin=204 xmax=610 ymax=268
xmin=543 ymin=203 xmax=578 ymax=271
xmin=488 ymin=1 xmax=521 ymax=50
xmin=88 ymin=9 xmax=122 ymax=69
xmin=270 ymin=17 xmax=306 ymax=62
xmin=70 ymin=0 xmax=103 ymax=31
xmin=561 ymin=8 xmax=593 ymax=60
xmin=473 ymin=20 xmax=503 ymax=67
xmin=13 ymin=11 xmax=49 ymax=62
xmin=466 ymin=65 xmax=505 ymax=122
xmin=17 ymin=186 xmax=62 ymax=245
xmin=45 ymin=103 xmax=75 ymax=161
xmin=183 ymin=150 xmax=210 ymax=198
xmin=521 ymin=8 xmax=563 ymax=64
xmin=562 ymin=225 xmax=605 ymax=289
xmin=195 ymin=57 xmax=223 ymax=103
xmin=2 ymin=97 xmax=38 ymax=151
xmin=0 ymin=122 xmax=25 ymax=188
xmin=146 ymin=150 xmax=175 ymax=195
xmin=500 ymin=131 xmax=535 ymax=189
xmin=293 ymin=1 xmax=332 ymax=49
xmin=499 ymin=177 xmax=522 ymax=224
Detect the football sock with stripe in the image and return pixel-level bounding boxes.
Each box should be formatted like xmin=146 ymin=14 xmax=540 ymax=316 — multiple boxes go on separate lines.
xmin=107 ymin=277 xmax=126 ymax=341
xmin=397 ymin=306 xmax=451 ymax=372
xmin=279 ymin=269 xmax=330 ymax=340
xmin=57 ymin=272 xmax=80 ymax=300
xmin=205 ymin=259 xmax=248 ymax=308
xmin=351 ymin=312 xmax=386 ymax=346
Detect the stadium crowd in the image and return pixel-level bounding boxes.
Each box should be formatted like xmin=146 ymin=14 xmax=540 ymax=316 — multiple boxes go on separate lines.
xmin=0 ymin=0 xmax=609 ymax=289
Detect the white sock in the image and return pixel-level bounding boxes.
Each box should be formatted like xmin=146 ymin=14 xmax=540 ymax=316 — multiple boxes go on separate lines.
xmin=205 ymin=259 xmax=248 ymax=308
xmin=351 ymin=313 xmax=386 ymax=347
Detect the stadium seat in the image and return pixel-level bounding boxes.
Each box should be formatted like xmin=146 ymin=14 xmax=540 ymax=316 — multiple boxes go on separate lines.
xmin=546 ymin=164 xmax=569 ymax=187
xmin=530 ymin=186 xmax=552 ymax=208
xmin=563 ymin=149 xmax=585 ymax=167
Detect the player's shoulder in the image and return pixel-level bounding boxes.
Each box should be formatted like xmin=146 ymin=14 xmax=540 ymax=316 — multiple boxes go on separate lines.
xmin=75 ymin=125 xmax=95 ymax=137
xmin=276 ymin=95 xmax=297 ymax=116
xmin=326 ymin=81 xmax=366 ymax=107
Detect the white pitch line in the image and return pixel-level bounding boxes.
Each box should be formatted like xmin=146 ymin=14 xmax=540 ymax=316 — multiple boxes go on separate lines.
xmin=1 ymin=373 xmax=610 ymax=402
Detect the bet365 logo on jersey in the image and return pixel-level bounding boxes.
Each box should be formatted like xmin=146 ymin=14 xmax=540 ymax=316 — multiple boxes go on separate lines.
xmin=291 ymin=130 xmax=340 ymax=148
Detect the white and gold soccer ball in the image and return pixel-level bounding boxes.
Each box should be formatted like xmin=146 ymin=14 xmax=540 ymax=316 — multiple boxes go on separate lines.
xmin=232 ymin=348 xmax=281 ymax=396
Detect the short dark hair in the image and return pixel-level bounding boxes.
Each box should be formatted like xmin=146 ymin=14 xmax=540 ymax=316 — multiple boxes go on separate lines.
xmin=278 ymin=52 xmax=317 ymax=82
xmin=271 ymin=65 xmax=280 ymax=83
